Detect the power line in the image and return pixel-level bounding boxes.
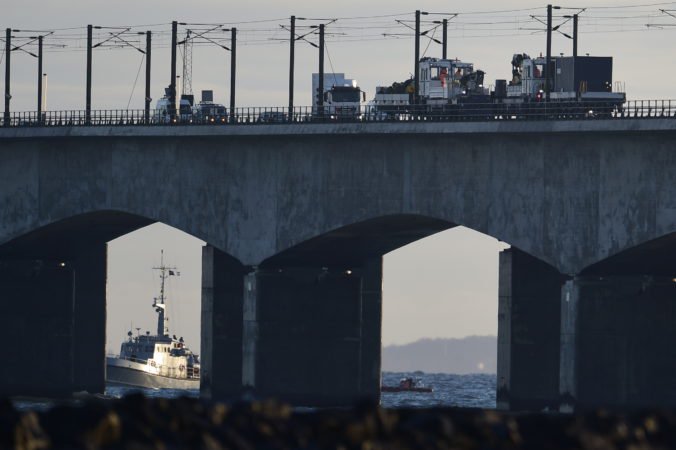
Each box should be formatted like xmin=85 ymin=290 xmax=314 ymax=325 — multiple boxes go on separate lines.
xmin=584 ymin=1 xmax=676 ymax=8
xmin=323 ymin=41 xmax=339 ymax=87
xmin=127 ymin=53 xmax=145 ymax=109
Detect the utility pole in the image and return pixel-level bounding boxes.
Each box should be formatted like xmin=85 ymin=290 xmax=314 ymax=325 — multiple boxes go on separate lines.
xmin=230 ymin=27 xmax=237 ymax=123
xmin=37 ymin=35 xmax=43 ymax=121
xmin=318 ymin=24 xmax=324 ymax=113
xmin=414 ymin=10 xmax=421 ymax=104
xmin=145 ymin=31 xmax=152 ymax=123
xmin=3 ymin=28 xmax=10 ymax=126
xmin=545 ymin=4 xmax=552 ymax=101
xmin=86 ymin=24 xmax=93 ymax=123
xmin=42 ymin=74 xmax=48 ymax=112
xmin=288 ymin=15 xmax=295 ymax=122
xmin=170 ymin=21 xmax=178 ymax=120
xmin=573 ymin=14 xmax=578 ymax=57
xmin=442 ymin=18 xmax=448 ymax=59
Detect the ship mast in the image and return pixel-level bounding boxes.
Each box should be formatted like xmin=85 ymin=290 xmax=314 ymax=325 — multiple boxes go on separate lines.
xmin=153 ymin=250 xmax=178 ymax=337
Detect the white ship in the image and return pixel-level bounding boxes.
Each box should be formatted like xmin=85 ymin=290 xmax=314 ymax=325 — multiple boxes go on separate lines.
xmin=106 ymin=251 xmax=200 ymax=390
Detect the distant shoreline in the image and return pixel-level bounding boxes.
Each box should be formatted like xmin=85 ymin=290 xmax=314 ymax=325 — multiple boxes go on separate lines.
xmin=382 ymin=335 xmax=497 ymax=375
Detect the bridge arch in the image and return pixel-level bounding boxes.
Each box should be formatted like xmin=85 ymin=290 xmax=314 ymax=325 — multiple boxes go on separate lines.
xmin=0 ymin=209 xmax=222 ymax=260
xmin=262 ymin=213 xmax=553 ymax=269
xmin=263 ymin=214 xmax=456 ymax=269
xmin=246 ymin=213 xmax=562 ymax=407
xmin=580 ymin=231 xmax=676 ymax=277
xmin=0 ymin=209 xmax=242 ymax=399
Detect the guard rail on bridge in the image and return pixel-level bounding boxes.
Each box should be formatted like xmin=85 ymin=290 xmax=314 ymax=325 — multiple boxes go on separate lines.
xmin=0 ymin=100 xmax=674 ymax=127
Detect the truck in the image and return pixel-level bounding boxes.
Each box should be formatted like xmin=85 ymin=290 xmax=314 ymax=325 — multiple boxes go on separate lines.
xmin=312 ymin=73 xmax=365 ymax=119
xmin=494 ymin=53 xmax=625 ymax=117
xmin=418 ymin=57 xmax=489 ymax=106
xmin=155 ymin=87 xmax=194 ymax=123
xmin=370 ymin=52 xmax=625 ymax=119
xmin=370 ymin=57 xmax=489 ymax=118
xmin=192 ymin=90 xmax=228 ymax=123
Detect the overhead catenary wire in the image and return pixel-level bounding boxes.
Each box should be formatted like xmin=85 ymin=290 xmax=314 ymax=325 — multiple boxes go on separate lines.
xmin=126 ymin=53 xmax=145 ymax=109
xmin=420 ymin=27 xmax=437 ymax=58
xmin=5 ymin=3 xmax=676 ymax=57
xmin=323 ymin=40 xmax=339 ymax=87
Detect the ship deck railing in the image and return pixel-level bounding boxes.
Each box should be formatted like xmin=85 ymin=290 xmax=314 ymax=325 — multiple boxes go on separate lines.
xmin=116 ymin=355 xmax=200 ymax=380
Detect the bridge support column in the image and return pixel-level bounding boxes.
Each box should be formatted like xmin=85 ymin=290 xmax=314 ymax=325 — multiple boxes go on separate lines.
xmin=573 ymin=275 xmax=676 ymax=409
xmin=200 ymin=245 xmax=246 ymax=400
xmin=242 ymin=259 xmax=382 ymax=406
xmin=558 ymin=278 xmax=578 ymax=412
xmin=497 ymin=248 xmax=562 ymax=411
xmin=72 ymin=243 xmax=107 ymax=393
xmin=0 ymin=243 xmax=107 ymax=397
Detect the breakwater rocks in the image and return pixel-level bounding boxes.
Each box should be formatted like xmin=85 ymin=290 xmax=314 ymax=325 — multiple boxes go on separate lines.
xmin=3 ymin=394 xmax=676 ymax=449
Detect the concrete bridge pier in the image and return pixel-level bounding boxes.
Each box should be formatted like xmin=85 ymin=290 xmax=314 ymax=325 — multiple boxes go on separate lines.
xmin=499 ymin=246 xmax=676 ymax=412
xmin=571 ymin=275 xmax=676 ymax=410
xmin=201 ymin=245 xmax=382 ymax=406
xmin=497 ymin=248 xmax=564 ymax=411
xmin=0 ymin=243 xmax=107 ymax=397
xmin=200 ymin=246 xmax=246 ymax=400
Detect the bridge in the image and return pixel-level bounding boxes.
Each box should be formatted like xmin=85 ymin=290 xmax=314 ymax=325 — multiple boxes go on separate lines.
xmin=1 ymin=116 xmax=676 ymax=410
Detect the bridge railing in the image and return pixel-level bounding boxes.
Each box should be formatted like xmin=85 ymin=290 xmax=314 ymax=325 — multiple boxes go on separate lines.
xmin=1 ymin=100 xmax=675 ymax=127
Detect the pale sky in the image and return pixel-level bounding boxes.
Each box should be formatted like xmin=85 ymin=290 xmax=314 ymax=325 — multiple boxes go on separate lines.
xmin=4 ymin=0 xmax=674 ymax=352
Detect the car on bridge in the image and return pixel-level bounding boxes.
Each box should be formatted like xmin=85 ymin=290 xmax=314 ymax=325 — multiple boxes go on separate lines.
xmin=257 ymin=111 xmax=288 ymax=123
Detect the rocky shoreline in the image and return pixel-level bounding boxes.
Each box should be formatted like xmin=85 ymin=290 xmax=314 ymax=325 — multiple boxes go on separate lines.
xmin=4 ymin=394 xmax=674 ymax=449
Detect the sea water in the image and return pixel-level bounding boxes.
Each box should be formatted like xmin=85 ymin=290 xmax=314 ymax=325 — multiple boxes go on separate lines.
xmin=380 ymin=372 xmax=495 ymax=409
xmin=15 ymin=372 xmax=496 ymax=411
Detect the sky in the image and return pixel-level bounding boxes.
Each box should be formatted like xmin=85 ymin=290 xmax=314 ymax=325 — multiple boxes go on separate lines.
xmin=4 ymin=0 xmax=675 ymax=353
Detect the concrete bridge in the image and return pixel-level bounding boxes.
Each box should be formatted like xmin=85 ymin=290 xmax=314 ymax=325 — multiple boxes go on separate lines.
xmin=1 ymin=118 xmax=675 ymax=409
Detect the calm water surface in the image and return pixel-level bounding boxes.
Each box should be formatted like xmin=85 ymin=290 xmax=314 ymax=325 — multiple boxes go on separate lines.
xmin=14 ymin=372 xmax=496 ymax=410
xmin=380 ymin=372 xmax=496 ymax=409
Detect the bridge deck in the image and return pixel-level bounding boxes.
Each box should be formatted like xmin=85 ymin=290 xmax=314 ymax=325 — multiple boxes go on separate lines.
xmin=1 ymin=118 xmax=675 ymax=138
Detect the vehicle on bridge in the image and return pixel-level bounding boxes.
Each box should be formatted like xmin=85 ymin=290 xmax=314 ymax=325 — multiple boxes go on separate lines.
xmin=369 ymin=52 xmax=626 ymax=120
xmin=156 ymin=87 xmax=195 ymax=123
xmin=492 ymin=53 xmax=626 ymax=118
xmin=258 ymin=111 xmax=288 ymax=123
xmin=312 ymin=73 xmax=365 ymax=120
xmin=193 ymin=90 xmax=228 ymax=124
xmin=370 ymin=57 xmax=489 ymax=119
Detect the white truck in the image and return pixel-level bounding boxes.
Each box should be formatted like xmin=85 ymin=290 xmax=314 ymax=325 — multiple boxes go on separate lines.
xmin=155 ymin=87 xmax=194 ymax=123
xmin=311 ymin=73 xmax=365 ymax=119
xmin=371 ymin=57 xmax=489 ymax=118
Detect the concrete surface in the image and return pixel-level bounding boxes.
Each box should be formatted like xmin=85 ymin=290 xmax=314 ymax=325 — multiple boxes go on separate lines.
xmin=497 ymin=248 xmax=562 ymax=411
xmin=1 ymin=119 xmax=676 ymax=273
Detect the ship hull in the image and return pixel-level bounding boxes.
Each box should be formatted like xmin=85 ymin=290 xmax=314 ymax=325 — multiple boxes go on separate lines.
xmin=106 ymin=358 xmax=199 ymax=390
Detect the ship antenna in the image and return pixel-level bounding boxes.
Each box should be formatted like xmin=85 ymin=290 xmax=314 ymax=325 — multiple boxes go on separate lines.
xmin=153 ymin=249 xmax=177 ymax=337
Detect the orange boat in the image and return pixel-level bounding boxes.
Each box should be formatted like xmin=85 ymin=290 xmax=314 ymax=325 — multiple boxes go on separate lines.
xmin=381 ymin=377 xmax=433 ymax=393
